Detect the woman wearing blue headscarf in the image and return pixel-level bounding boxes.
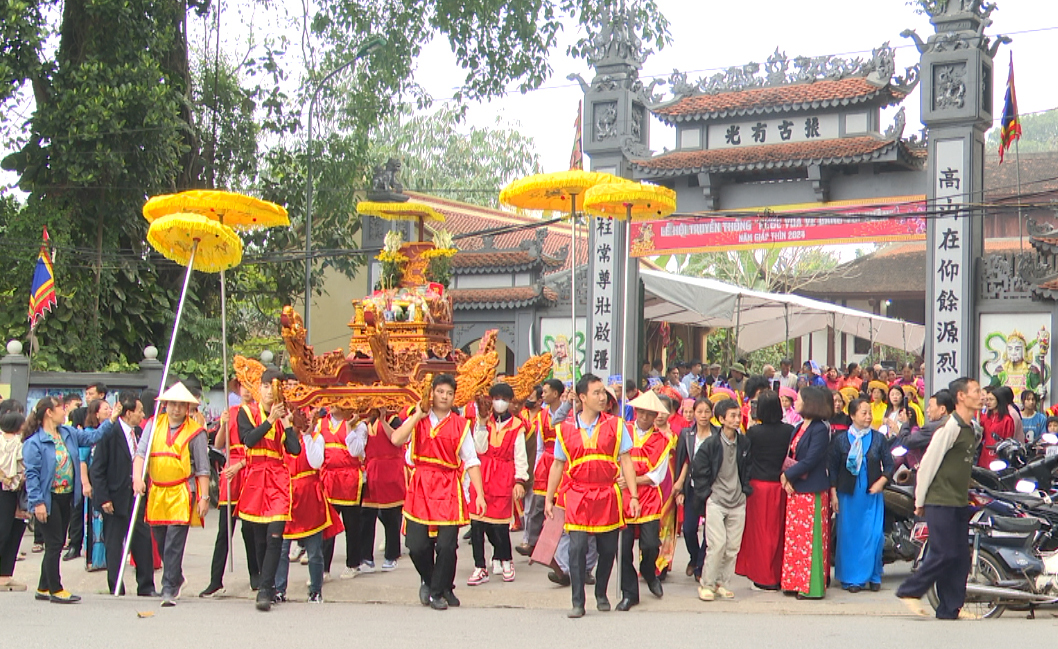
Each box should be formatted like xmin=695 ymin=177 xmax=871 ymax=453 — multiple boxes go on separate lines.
xmin=828 ymin=397 xmax=893 ymax=592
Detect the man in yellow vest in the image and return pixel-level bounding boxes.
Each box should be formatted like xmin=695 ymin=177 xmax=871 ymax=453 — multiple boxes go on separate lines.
xmin=132 ymin=381 xmax=210 ymax=608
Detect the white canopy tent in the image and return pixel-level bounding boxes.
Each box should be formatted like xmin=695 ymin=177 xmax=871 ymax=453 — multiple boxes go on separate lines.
xmin=639 ymin=268 xmax=926 ymax=354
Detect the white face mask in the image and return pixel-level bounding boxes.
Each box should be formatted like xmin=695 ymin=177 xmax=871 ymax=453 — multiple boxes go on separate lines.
xmin=492 ymin=400 xmax=510 ymax=414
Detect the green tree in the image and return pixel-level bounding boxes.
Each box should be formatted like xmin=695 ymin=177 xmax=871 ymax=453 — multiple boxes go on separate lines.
xmin=0 ymin=0 xmax=671 ymax=371
xmin=986 ymin=108 xmax=1058 ymax=153
xmin=679 ymin=247 xmax=841 ymax=293
xmin=368 ymin=105 xmax=542 ymax=208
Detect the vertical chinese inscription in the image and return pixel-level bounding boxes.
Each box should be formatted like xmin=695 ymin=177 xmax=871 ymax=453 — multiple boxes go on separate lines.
xmin=590 ymin=216 xmax=618 ymax=374
xmin=930 ymin=140 xmax=968 ymax=388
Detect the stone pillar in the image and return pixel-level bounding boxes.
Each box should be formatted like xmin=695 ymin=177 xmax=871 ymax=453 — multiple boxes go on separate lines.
xmin=139 ymin=345 xmax=164 ymax=392
xmin=0 ymin=341 xmax=30 ymax=406
xmin=911 ymin=2 xmax=1005 ymax=393
xmin=579 ymin=5 xmax=653 ymax=388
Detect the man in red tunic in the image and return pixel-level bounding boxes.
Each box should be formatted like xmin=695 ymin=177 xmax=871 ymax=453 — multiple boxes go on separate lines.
xmin=390 ymin=374 xmax=486 ymax=610
xmin=616 ymin=390 xmax=673 ymax=611
xmin=274 ymin=419 xmax=342 ymax=604
xmin=467 ymin=383 xmax=529 ymax=585
xmin=545 ymin=373 xmax=640 ymax=619
xmin=201 ymin=382 xmax=259 ymax=597
xmin=235 ymin=369 xmax=302 ymax=612
xmin=359 ymin=407 xmax=407 ymax=573
xmin=316 ymin=406 xmax=367 ymax=579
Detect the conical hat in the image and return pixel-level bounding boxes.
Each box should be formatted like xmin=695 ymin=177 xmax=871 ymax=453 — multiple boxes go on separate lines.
xmin=160 ymin=381 xmax=200 ymax=405
xmin=629 ymin=389 xmax=669 ymax=415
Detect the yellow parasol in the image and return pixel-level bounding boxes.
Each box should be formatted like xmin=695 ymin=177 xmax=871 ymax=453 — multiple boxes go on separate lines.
xmin=583 ymin=182 xmax=677 ymax=221
xmin=356 ymin=200 xmax=445 ymax=242
xmin=583 ymin=181 xmax=677 ymax=420
xmin=146 ymin=213 xmax=243 ymax=273
xmin=117 ymin=209 xmax=245 ymax=595
xmin=499 ymin=169 xmax=620 ymax=378
xmin=142 ymin=189 xmax=289 ymax=231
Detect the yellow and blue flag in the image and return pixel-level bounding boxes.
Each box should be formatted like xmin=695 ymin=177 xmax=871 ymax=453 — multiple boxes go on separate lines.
xmin=28 ymin=227 xmax=57 ymax=329
xmin=998 ymin=53 xmax=1021 ymax=164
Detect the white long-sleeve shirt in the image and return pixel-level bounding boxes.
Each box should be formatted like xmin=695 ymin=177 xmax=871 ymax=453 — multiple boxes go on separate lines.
xmin=633 ymin=425 xmax=670 ymax=486
xmin=302 ymin=432 xmax=325 ymax=470
xmin=473 ymin=416 xmax=529 ymax=482
xmin=335 ymin=417 xmax=367 ymax=458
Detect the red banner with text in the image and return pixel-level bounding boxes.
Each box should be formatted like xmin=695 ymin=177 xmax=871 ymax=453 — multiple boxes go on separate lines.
xmin=628 ymin=196 xmax=927 ymax=257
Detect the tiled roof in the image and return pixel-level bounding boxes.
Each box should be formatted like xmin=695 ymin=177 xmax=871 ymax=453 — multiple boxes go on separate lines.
xmin=796 ymin=238 xmax=1026 ymax=297
xmin=652 ymin=78 xmax=907 ymax=124
xmin=404 ymin=191 xmax=586 ymax=273
xmin=450 ymin=249 xmax=562 ymax=274
xmin=985 ymin=151 xmax=1058 ymax=201
xmin=449 ymin=285 xmax=558 ymax=310
xmin=632 ymin=136 xmax=909 ymax=176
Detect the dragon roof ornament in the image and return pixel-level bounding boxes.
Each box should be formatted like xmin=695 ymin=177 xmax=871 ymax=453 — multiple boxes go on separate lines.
xmin=653 ymin=41 xmax=918 ymax=105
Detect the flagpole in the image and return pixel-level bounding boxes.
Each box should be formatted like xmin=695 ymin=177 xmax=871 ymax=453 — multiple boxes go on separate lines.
xmin=1015 ymin=136 xmax=1024 ymax=252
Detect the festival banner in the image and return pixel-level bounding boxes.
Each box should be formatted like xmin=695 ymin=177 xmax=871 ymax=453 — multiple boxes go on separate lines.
xmin=628 ymin=195 xmax=927 ymax=257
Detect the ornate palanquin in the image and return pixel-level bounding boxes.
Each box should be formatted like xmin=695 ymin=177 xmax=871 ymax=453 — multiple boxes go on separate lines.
xmin=280 ymin=242 xmax=552 ymax=413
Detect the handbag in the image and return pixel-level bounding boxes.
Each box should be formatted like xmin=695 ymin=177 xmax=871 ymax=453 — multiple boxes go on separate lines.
xmin=782 ymin=422 xmax=808 ymax=473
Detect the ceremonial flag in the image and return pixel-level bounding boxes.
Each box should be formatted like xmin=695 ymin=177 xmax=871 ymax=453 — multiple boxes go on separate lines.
xmin=998 ymin=53 xmax=1021 ymax=164
xmin=569 ymin=100 xmax=583 ymax=170
xmin=28 ymin=227 xmax=57 ymax=329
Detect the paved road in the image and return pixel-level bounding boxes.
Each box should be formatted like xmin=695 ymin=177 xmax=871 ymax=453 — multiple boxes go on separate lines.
xmin=10 ymin=594 xmax=1058 ymax=649
xmin=10 ymin=514 xmax=1058 ymax=639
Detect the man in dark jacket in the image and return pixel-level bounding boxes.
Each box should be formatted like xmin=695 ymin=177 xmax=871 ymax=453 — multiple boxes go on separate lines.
xmin=89 ymin=390 xmax=156 ymax=597
xmin=692 ymin=399 xmax=751 ymax=601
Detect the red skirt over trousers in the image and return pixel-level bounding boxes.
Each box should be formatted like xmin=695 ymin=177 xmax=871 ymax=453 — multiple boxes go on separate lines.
xmin=735 ymin=479 xmax=786 ymax=587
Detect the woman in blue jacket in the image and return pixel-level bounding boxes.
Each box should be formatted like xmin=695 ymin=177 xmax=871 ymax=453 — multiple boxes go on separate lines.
xmin=22 ymin=396 xmax=108 ymax=603
xmin=779 ymin=386 xmax=832 ymax=599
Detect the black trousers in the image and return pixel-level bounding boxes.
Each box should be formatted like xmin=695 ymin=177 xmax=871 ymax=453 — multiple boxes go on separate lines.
xmin=65 ymin=496 xmax=84 ymax=552
xmin=323 ymin=504 xmax=363 ymax=571
xmin=470 ymin=520 xmax=512 ymax=568
xmin=682 ymin=494 xmax=706 ymax=577
xmin=246 ymin=520 xmax=286 ymax=594
xmin=896 ymin=505 xmax=970 ymax=619
xmin=569 ymin=529 xmax=619 ymax=609
xmin=620 ymin=519 xmax=661 ymax=601
xmin=360 ymin=506 xmax=402 ymax=563
xmin=38 ymin=492 xmax=73 ymax=594
xmin=102 ymin=502 xmax=155 ymax=595
xmin=405 ymin=520 xmax=458 ymax=599
xmin=0 ymin=490 xmax=26 ymax=578
xmin=208 ymin=506 xmax=259 ymax=588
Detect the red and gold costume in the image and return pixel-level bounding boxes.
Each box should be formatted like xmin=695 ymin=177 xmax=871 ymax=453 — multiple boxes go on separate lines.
xmin=145 ymin=414 xmax=206 ymax=526
xmin=317 ymin=417 xmax=364 ymax=506
xmin=622 ymin=425 xmax=672 ymax=524
xmin=363 ymin=419 xmax=407 ymax=509
xmin=236 ymin=404 xmax=291 ymax=523
xmin=469 ymin=416 xmax=527 ymax=524
xmin=217 ymin=405 xmax=247 ymax=508
xmin=555 ymin=413 xmax=624 ymax=533
xmin=283 ymin=435 xmax=343 ymax=540
xmin=532 ymin=409 xmax=559 ymax=496
xmin=403 ymin=412 xmax=471 ymax=526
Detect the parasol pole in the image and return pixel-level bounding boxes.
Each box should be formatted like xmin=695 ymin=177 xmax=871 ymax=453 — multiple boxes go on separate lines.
xmin=221 ymin=267 xmax=233 ymax=573
xmin=114 ymin=241 xmax=199 ymax=595
xmin=620 ymin=204 xmax=633 ymax=425
xmin=570 ymin=193 xmax=579 ymax=380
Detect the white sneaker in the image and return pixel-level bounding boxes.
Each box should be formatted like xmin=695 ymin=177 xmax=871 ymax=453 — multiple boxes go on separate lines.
xmin=299 ymin=553 xmax=309 ymax=565
xmin=492 ymin=560 xmax=503 ymax=575
xmin=501 ymin=561 xmax=515 ymax=582
xmin=381 ymin=559 xmax=397 ymax=572
xmin=359 ymin=560 xmax=376 ymax=574
xmin=289 ymin=544 xmax=305 ymax=562
xmin=323 ymin=572 xmax=331 ymax=582
xmin=340 ymin=566 xmax=360 ymax=580
xmin=467 ymin=567 xmax=489 ymax=586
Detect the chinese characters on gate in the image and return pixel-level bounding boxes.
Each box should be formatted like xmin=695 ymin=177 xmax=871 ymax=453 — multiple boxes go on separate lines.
xmin=931 ymin=139 xmax=968 ymax=385
xmin=591 ymin=217 xmax=617 ymax=374
xmin=709 ymin=113 xmax=839 ymax=150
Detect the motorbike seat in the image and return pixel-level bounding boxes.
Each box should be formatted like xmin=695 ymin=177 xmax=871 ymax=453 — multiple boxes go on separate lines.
xmin=984 ymin=488 xmax=1045 ymax=509
xmin=885 ymin=483 xmax=916 ymax=498
xmin=989 ymin=515 xmax=1041 ymax=534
